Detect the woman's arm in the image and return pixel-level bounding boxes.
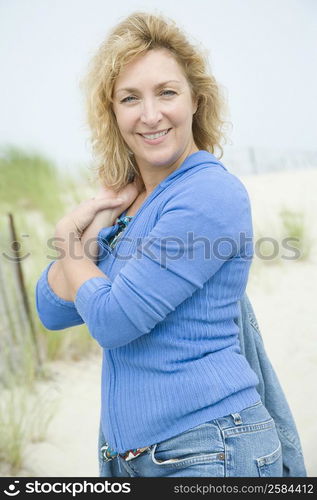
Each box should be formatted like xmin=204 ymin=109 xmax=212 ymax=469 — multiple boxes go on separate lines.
xmin=56 ymin=170 xmax=254 ymax=348
xmin=36 ymin=206 xmax=119 ymax=330
xmin=47 ymin=181 xmax=140 ymax=301
xmin=36 ymin=181 xmax=140 ymax=330
xmin=47 ymin=209 xmax=117 ymax=301
xmin=35 ymin=261 xmax=85 ymax=330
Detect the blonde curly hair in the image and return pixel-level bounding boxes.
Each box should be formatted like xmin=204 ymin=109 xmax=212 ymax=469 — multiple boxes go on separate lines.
xmin=81 ymin=11 xmax=228 ymax=191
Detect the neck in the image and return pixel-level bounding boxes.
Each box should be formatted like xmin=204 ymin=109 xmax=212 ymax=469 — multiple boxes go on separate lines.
xmin=136 ymin=143 xmax=199 ymax=197
xmin=138 ymin=165 xmax=176 ymax=196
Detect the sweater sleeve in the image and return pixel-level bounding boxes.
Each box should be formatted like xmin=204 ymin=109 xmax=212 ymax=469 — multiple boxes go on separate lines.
xmin=35 ymin=260 xmax=84 ymax=330
xmin=74 ymin=170 xmax=254 ymax=349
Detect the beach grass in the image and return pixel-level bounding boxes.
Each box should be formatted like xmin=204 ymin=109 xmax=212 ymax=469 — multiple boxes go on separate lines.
xmin=279 ymin=207 xmax=313 ymax=262
xmin=0 ymin=145 xmax=97 ymax=475
xmin=0 ymin=384 xmax=58 ymax=474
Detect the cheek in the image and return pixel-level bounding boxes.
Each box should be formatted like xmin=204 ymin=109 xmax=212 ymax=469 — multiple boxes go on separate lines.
xmin=119 ymin=111 xmax=139 ymax=135
xmin=170 ymin=101 xmax=195 ymax=127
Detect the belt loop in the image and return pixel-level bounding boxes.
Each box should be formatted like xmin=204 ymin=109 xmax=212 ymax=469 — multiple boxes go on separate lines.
xmin=231 ymin=412 xmax=243 ymax=425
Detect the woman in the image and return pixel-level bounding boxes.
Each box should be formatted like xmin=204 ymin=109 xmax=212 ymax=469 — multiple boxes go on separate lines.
xmin=35 ymin=12 xmax=283 ymax=477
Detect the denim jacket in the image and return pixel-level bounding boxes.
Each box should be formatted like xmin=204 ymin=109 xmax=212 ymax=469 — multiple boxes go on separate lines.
xmin=238 ymin=294 xmax=307 ymax=477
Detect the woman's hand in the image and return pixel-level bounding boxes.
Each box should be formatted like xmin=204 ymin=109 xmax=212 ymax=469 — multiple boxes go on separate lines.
xmin=55 ymin=179 xmax=140 ymax=239
xmin=94 ymin=178 xmax=140 ymax=212
xmin=55 ymin=196 xmax=123 ymax=239
xmin=85 ymin=179 xmax=140 ymax=232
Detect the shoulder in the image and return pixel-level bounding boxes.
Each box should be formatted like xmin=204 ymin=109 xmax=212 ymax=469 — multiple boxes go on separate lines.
xmin=162 ymin=163 xmax=251 ymax=214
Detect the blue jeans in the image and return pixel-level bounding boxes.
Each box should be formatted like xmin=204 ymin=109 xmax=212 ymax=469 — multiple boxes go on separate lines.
xmin=98 ymin=401 xmax=283 ymax=477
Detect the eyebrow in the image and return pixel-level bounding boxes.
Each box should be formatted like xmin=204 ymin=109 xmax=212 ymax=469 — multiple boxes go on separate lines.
xmin=114 ymin=80 xmax=182 ymax=95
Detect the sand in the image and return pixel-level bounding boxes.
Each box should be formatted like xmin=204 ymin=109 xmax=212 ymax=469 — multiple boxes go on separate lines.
xmin=20 ymin=354 xmax=102 ymax=477
xmin=5 ymin=168 xmax=317 ymax=477
xmin=243 ymin=168 xmax=317 ymax=477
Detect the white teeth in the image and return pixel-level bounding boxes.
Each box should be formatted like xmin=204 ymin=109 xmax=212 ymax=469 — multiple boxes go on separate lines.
xmin=142 ymin=129 xmax=169 ymax=140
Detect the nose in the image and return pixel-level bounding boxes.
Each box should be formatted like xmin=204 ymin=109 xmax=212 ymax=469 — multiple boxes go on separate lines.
xmin=140 ymin=97 xmax=162 ymax=128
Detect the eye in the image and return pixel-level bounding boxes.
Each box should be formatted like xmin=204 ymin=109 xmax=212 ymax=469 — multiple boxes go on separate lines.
xmin=161 ymin=89 xmax=177 ymax=97
xmin=120 ymin=95 xmax=138 ymax=103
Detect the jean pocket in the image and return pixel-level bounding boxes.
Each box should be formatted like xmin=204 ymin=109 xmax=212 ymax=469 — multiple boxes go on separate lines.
xmin=150 ymin=422 xmax=226 ymax=469
xmin=150 ymin=442 xmax=225 ymax=468
xmin=256 ymin=441 xmax=283 ymax=477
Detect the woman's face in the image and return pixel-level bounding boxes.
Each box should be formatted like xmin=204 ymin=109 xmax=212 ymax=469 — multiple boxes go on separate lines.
xmin=112 ymin=49 xmax=198 ymax=172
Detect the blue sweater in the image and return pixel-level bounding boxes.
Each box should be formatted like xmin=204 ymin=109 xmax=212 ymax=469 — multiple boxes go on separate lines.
xmin=35 ymin=150 xmax=260 ymax=453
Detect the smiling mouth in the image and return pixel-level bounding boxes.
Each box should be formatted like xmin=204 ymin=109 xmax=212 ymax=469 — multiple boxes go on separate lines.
xmin=139 ymin=129 xmax=171 ymax=140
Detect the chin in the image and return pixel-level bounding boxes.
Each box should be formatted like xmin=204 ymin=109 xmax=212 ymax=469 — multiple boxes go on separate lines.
xmin=144 ymin=152 xmax=179 ymax=168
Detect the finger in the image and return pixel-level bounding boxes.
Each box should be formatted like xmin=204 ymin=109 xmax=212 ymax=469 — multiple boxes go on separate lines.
xmin=93 ymin=197 xmax=123 ymax=210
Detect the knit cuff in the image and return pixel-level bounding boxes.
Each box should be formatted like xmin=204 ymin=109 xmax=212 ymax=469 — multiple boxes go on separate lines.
xmin=38 ymin=261 xmax=77 ymax=309
xmin=74 ymin=277 xmax=112 ymax=320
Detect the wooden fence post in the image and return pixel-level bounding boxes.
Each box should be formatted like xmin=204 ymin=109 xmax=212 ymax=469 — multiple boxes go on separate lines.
xmin=7 ymin=212 xmax=42 ymax=367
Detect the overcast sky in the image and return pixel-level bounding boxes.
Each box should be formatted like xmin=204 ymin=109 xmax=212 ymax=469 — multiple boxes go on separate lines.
xmin=1 ymin=0 xmax=316 ymax=171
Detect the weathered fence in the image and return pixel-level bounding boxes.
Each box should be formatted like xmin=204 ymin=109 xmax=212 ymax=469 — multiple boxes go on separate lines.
xmin=0 ymin=213 xmax=41 ymax=385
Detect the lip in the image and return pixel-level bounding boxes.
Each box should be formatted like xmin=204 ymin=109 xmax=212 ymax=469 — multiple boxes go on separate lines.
xmin=138 ymin=128 xmax=171 ymax=145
